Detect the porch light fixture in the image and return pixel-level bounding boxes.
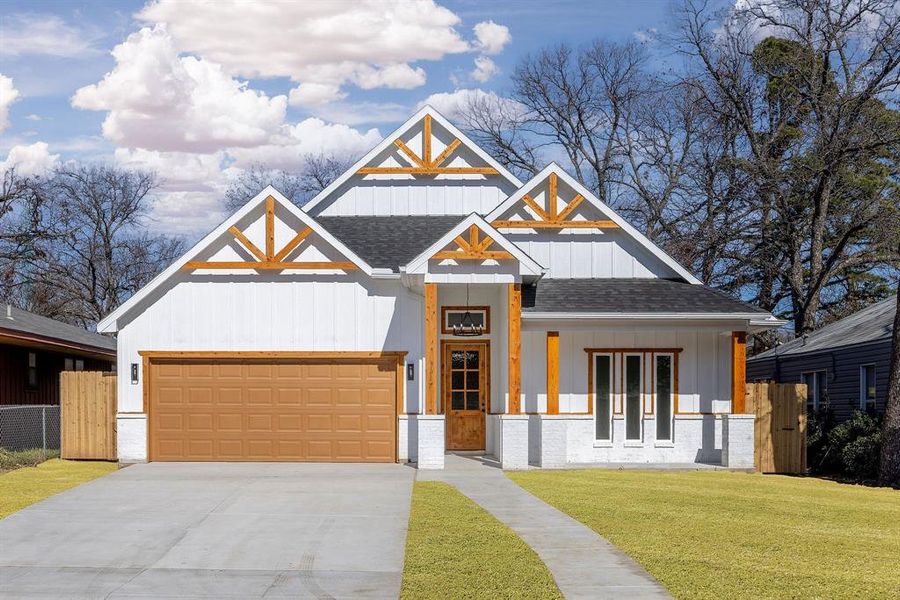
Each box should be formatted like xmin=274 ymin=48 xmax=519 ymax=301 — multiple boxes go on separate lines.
xmin=452 ymin=284 xmax=484 ymax=337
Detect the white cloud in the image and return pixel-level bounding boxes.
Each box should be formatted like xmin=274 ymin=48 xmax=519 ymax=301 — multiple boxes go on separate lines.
xmin=633 ymin=28 xmax=658 ymax=44
xmin=0 ymin=142 xmax=59 ymax=175
xmin=0 ymin=75 xmax=20 ymax=132
xmin=473 ymin=20 xmax=511 ymax=55
xmin=312 ymin=101 xmax=411 ymax=126
xmin=471 ymin=56 xmax=499 ymax=82
xmin=25 ymin=114 xmax=41 ymax=121
xmin=137 ymin=0 xmax=490 ymax=104
xmin=419 ymin=88 xmax=525 ymax=123
xmin=0 ymin=13 xmax=98 ymax=58
xmin=228 ymin=118 xmax=382 ymax=171
xmin=72 ymin=26 xmax=287 ymax=153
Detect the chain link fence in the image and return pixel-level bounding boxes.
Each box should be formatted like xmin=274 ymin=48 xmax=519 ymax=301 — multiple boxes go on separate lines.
xmin=0 ymin=405 xmax=61 ymax=452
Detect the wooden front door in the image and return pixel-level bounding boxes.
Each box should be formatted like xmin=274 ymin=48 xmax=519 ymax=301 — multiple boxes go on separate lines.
xmin=443 ymin=341 xmax=489 ymax=450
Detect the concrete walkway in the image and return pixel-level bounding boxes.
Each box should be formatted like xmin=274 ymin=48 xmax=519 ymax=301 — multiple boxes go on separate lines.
xmin=418 ymin=454 xmax=671 ymax=599
xmin=0 ymin=462 xmax=414 ymax=599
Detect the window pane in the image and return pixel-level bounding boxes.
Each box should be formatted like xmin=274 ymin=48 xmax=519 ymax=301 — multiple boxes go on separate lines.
xmin=451 ymin=351 xmax=464 ymax=369
xmin=802 ymin=373 xmax=815 ymax=410
xmin=466 ymin=391 xmax=480 ymax=410
xmin=75 ymin=359 xmax=84 ymax=371
xmin=656 ymin=355 xmax=672 ymax=440
xmin=465 ymin=351 xmax=479 ymax=369
xmin=466 ymin=371 xmax=479 ymax=391
xmin=595 ymin=355 xmax=611 ymax=440
xmin=816 ymin=371 xmax=827 ymax=408
xmin=626 ymin=355 xmax=641 ymax=440
xmin=451 ymin=391 xmax=464 ymax=410
xmin=451 ymin=371 xmax=464 ymax=390
xmin=64 ymin=358 xmax=74 ymax=371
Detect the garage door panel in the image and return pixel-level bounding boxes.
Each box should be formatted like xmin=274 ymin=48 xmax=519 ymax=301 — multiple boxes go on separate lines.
xmin=149 ymin=357 xmax=397 ymax=462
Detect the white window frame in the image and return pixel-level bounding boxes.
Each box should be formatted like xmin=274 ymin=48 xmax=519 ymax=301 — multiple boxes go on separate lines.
xmin=859 ymin=364 xmax=876 ymax=410
xmin=623 ymin=353 xmax=643 ymax=442
xmin=593 ymin=352 xmax=614 ymax=442
xmin=654 ymin=353 xmax=675 ymax=442
xmin=801 ymin=370 xmax=826 ymax=411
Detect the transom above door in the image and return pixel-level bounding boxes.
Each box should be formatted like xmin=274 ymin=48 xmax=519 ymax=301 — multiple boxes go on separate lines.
xmin=442 ymin=341 xmax=489 ymax=450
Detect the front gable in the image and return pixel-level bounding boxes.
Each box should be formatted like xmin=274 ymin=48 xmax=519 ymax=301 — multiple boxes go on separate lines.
xmin=405 ymin=214 xmax=542 ymax=283
xmin=97 ymin=187 xmax=372 ymax=332
xmin=487 ymin=165 xmax=701 ymax=283
xmin=303 ymin=106 xmax=521 ymax=217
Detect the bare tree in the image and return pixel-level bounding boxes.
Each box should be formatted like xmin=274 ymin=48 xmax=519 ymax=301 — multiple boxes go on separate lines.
xmin=0 ymin=167 xmax=52 ymax=301
xmin=224 ymin=153 xmax=355 ymax=211
xmin=879 ymin=272 xmax=900 ymax=486
xmin=675 ymin=0 xmax=900 ymax=334
xmin=22 ymin=165 xmax=184 ymax=327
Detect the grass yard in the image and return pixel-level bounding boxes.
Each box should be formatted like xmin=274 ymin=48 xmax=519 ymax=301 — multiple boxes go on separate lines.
xmin=509 ymin=470 xmax=900 ymax=600
xmin=401 ymin=481 xmax=562 ymax=600
xmin=0 ymin=458 xmax=117 ymax=518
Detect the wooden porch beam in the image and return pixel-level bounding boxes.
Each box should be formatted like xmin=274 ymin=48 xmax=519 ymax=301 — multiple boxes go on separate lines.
xmin=425 ymin=283 xmax=438 ymax=414
xmin=182 ymin=261 xmax=358 ymax=270
xmin=555 ymin=194 xmax=585 ymax=221
xmin=731 ymin=331 xmax=747 ymax=413
xmin=508 ymin=283 xmax=521 ymax=414
xmin=393 ymin=139 xmax=426 ymax=167
xmin=547 ymin=172 xmax=558 ymax=219
xmin=521 ymin=194 xmax=549 ymax=220
xmin=423 ymin=114 xmax=432 ymax=165
xmin=547 ymin=331 xmax=559 ymax=414
xmin=491 ymin=220 xmax=619 ymax=229
xmin=431 ymin=138 xmax=461 ymax=167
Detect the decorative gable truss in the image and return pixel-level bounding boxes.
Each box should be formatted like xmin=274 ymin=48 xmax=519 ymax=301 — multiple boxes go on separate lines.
xmin=184 ymin=195 xmax=357 ymax=271
xmin=405 ymin=214 xmax=543 ymax=276
xmin=490 ymin=170 xmax=619 ymax=230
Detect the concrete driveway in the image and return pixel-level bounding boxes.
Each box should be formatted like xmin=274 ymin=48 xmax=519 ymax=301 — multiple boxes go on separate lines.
xmin=0 ymin=462 xmax=415 ymax=599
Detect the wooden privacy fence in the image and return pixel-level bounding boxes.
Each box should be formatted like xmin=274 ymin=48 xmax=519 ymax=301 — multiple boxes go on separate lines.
xmin=60 ymin=371 xmax=117 ymax=460
xmin=745 ymin=382 xmax=807 ymax=474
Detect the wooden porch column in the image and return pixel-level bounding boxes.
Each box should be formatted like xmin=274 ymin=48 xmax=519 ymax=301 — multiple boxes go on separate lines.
xmin=508 ymin=283 xmax=521 ymax=413
xmin=547 ymin=331 xmax=559 ymax=414
xmin=731 ymin=331 xmax=747 ymax=413
xmin=424 ymin=283 xmax=438 ymax=414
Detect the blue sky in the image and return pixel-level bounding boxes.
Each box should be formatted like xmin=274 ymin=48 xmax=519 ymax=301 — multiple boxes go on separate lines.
xmin=0 ymin=0 xmax=687 ymax=233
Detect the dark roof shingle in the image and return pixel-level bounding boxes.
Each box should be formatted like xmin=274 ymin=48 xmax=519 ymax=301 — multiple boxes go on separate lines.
xmin=521 ymin=278 xmax=768 ymax=314
xmin=316 ymin=215 xmax=465 ymax=270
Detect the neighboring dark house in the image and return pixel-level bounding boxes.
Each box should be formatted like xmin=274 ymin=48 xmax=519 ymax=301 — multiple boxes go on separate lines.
xmin=747 ymin=298 xmax=895 ymax=422
xmin=0 ymin=304 xmax=116 ymax=406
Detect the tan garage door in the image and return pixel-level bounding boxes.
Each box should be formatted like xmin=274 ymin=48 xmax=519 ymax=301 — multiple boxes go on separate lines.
xmin=146 ymin=355 xmax=399 ymax=462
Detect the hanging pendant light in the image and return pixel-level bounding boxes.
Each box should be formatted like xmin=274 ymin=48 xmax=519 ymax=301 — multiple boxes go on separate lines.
xmin=453 ymin=283 xmax=484 ymax=337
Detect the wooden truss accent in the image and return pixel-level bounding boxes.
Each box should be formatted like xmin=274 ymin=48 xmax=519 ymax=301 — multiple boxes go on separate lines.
xmin=182 ymin=196 xmax=357 ymax=271
xmin=432 ymin=224 xmax=514 ymax=261
xmin=492 ymin=172 xmax=620 ymax=230
xmin=357 ymin=114 xmax=498 ymax=176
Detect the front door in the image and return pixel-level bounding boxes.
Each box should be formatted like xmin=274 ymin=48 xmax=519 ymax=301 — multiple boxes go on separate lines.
xmin=443 ymin=342 xmax=488 ymax=450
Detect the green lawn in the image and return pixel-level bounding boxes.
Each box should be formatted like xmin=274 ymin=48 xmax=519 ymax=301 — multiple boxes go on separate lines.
xmin=0 ymin=458 xmax=117 ymax=518
xmin=401 ymin=481 xmax=562 ymax=600
xmin=509 ymin=470 xmax=900 ymax=600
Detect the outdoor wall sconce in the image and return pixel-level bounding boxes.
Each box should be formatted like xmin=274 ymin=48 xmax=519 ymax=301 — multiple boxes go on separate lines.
xmin=131 ymin=363 xmax=139 ymax=384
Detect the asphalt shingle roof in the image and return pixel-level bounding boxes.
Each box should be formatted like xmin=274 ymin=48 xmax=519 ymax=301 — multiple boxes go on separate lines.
xmin=521 ymin=278 xmax=769 ymax=314
xmin=751 ymin=298 xmax=895 ymax=359
xmin=316 ymin=215 xmax=466 ymax=270
xmin=0 ymin=305 xmax=116 ymax=353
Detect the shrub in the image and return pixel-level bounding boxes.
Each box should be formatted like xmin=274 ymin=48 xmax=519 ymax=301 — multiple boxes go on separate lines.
xmin=0 ymin=448 xmax=59 ymax=472
xmin=810 ymin=411 xmax=882 ymax=481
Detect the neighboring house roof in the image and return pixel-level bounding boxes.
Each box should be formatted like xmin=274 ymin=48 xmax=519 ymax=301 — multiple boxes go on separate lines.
xmin=521 ymin=278 xmax=770 ymax=316
xmin=750 ymin=298 xmax=896 ymax=360
xmin=0 ymin=305 xmax=116 ymax=355
xmin=317 ymin=215 xmax=466 ymax=270
xmin=485 ymin=164 xmax=702 ymax=285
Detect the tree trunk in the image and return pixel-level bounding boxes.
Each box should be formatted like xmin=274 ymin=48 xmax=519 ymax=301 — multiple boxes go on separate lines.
xmin=879 ymin=278 xmax=900 ymax=487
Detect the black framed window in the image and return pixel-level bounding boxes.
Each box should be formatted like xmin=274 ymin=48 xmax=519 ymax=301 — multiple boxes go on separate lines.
xmin=26 ymin=352 xmax=37 ymax=389
xmin=594 ymin=354 xmax=612 ymax=441
xmin=625 ymin=355 xmax=641 ymax=441
xmin=656 ymin=355 xmax=673 ymax=441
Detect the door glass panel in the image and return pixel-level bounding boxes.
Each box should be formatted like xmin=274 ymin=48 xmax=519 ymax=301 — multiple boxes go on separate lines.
xmin=466 ymin=391 xmax=480 ymax=410
xmin=625 ymin=355 xmax=641 ymax=440
xmin=595 ymin=355 xmax=611 ymax=440
xmin=451 ymin=391 xmax=464 ymax=410
xmin=466 ymin=371 xmax=479 ymax=390
xmin=465 ymin=351 xmax=479 ymax=369
xmin=451 ymin=371 xmax=464 ymax=389
xmin=452 ymin=351 xmax=465 ymax=369
xmin=656 ymin=355 xmax=672 ymax=441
